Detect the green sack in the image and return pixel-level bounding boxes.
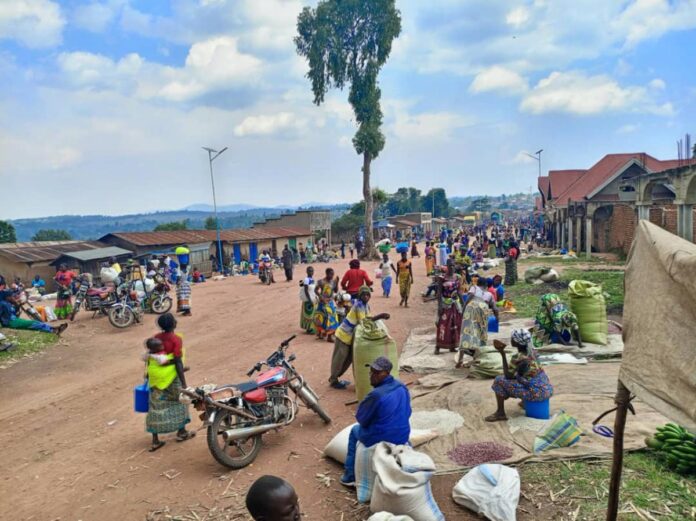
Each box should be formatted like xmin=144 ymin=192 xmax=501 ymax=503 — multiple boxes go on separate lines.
xmin=524 ymin=266 xmax=551 ymax=283
xmin=353 ymin=320 xmax=399 ymax=401
xmin=469 ymin=345 xmax=513 ymax=379
xmin=568 ymin=280 xmax=608 ymax=345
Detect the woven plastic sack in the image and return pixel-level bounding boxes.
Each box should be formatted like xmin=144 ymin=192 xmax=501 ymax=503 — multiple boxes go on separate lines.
xmin=356 ymin=441 xmax=378 ymax=503
xmin=370 ymin=443 xmax=444 ymax=521
xmin=568 ymin=280 xmax=608 ymax=345
xmin=524 ymin=266 xmax=550 ymax=283
xmin=452 ymin=464 xmax=520 ymax=521
xmin=353 ymin=320 xmax=399 ymax=401
xmin=368 ymin=514 xmax=414 ymax=521
xmin=533 ymin=411 xmax=582 ymax=453
xmin=469 ymin=346 xmax=513 ymax=379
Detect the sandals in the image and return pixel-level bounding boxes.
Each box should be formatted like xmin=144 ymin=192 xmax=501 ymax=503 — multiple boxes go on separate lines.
xmin=484 ymin=414 xmax=508 ymax=423
xmin=176 ymin=431 xmax=196 ymax=442
xmin=53 ymin=323 xmax=68 ymax=336
xmin=330 ymin=380 xmax=350 ymax=390
xmin=149 ymin=440 xmax=166 ymax=452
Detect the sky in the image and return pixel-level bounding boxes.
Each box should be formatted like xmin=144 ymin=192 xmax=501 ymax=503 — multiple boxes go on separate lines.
xmin=2 ymin=0 xmax=696 ymax=219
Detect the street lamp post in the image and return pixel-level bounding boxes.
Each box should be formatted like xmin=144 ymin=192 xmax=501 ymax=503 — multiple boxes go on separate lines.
xmin=203 ymin=146 xmax=228 ymax=274
xmin=525 ymin=149 xmax=544 ymax=177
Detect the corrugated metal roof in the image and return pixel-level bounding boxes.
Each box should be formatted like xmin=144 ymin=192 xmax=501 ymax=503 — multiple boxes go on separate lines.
xmin=100 ymin=227 xmax=312 ymax=247
xmin=52 ymin=246 xmax=133 ymax=263
xmin=0 ymin=241 xmax=105 ymax=263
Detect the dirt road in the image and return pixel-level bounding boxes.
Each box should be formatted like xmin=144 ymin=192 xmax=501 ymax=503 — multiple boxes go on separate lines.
xmin=0 ymin=258 xmax=436 ymax=520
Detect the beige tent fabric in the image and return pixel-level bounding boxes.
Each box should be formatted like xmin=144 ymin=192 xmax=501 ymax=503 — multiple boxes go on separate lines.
xmin=620 ymin=220 xmax=696 ymax=432
xmin=410 ymin=363 xmax=668 ymax=474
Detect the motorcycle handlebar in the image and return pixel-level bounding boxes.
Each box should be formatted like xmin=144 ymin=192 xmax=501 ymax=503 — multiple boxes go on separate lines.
xmin=280 ymin=335 xmax=296 ymax=348
xmin=246 ymin=362 xmax=262 ymax=377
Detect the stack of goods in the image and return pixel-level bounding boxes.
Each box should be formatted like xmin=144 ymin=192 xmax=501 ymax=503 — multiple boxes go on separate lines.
xmin=645 ymin=423 xmax=696 ymax=475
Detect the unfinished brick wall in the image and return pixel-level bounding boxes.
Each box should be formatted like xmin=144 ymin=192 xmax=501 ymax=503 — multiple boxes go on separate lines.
xmin=647 ymin=203 xmax=678 ymax=235
xmin=608 ymin=204 xmax=637 ymax=254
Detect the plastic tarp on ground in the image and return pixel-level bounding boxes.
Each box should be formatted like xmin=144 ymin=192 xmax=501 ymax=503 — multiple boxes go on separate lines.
xmin=409 ymin=363 xmax=669 ymax=474
xmin=620 ymin=221 xmax=696 ymax=433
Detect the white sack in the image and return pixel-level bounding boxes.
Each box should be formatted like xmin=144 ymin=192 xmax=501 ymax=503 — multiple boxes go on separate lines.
xmin=100 ymin=267 xmax=118 ymax=283
xmin=452 ymin=464 xmax=520 ymax=521
xmin=368 ymin=514 xmax=414 ymax=521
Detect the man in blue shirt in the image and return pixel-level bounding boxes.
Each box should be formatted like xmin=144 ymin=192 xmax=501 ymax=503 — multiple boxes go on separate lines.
xmin=31 ymin=275 xmax=46 ymax=295
xmin=341 ymin=356 xmax=411 ymax=487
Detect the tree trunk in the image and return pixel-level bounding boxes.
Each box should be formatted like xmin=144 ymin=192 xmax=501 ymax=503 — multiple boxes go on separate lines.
xmin=360 ymin=152 xmax=378 ymax=260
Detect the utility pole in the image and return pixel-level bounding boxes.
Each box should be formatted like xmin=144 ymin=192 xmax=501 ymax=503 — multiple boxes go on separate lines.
xmin=202 ymin=146 xmax=228 ymax=274
xmin=525 ymin=149 xmax=544 ymax=177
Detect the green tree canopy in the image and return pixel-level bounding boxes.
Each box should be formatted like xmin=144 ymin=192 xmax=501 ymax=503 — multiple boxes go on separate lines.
xmin=420 ymin=188 xmax=450 ymax=218
xmin=0 ymin=221 xmax=16 ymax=243
xmin=296 ymin=0 xmax=401 ymax=258
xmin=204 ymin=216 xmax=218 ymax=230
xmin=154 ymin=220 xmax=189 ymax=232
xmin=32 ymin=229 xmax=72 ymax=241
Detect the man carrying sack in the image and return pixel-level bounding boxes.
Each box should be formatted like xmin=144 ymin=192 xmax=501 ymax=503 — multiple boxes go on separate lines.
xmin=340 ymin=356 xmax=411 ymax=487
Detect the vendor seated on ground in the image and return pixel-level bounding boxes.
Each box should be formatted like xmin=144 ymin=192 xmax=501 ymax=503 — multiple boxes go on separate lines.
xmin=191 ymin=267 xmax=205 ymax=283
xmin=531 ymin=293 xmax=583 ymax=348
xmin=485 ymin=329 xmax=553 ymax=422
xmin=340 ymin=356 xmax=411 ymax=488
xmin=31 ymin=275 xmax=46 ymax=295
xmin=246 ymin=475 xmax=301 ymax=521
xmin=0 ymin=290 xmax=67 ymax=335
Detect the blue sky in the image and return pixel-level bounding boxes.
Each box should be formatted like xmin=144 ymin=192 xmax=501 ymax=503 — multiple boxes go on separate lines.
xmin=2 ymin=0 xmax=696 ymax=218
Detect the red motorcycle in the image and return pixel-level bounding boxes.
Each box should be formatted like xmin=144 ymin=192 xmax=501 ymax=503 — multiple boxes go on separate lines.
xmin=181 ymin=335 xmax=330 ymax=469
xmin=71 ymin=277 xmax=117 ymax=321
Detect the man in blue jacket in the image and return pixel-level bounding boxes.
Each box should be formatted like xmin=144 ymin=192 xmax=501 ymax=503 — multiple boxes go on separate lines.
xmin=341 ymin=356 xmax=411 ymax=487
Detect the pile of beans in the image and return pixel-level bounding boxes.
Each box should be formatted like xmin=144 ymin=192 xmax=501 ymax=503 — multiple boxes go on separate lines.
xmin=447 ymin=441 xmax=514 ymax=466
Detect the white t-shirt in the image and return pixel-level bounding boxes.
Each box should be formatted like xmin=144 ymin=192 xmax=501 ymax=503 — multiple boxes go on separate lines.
xmin=379 ymin=261 xmax=395 ymax=278
xmin=469 ymin=285 xmax=493 ymax=304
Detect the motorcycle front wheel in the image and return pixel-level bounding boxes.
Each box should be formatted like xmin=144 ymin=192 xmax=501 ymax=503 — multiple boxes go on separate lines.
xmin=150 ymin=295 xmax=172 ymax=314
xmin=25 ymin=306 xmax=43 ymax=322
xmin=108 ymin=305 xmax=134 ymax=328
xmin=69 ymin=300 xmax=81 ymax=321
xmin=265 ymin=271 xmax=272 ymax=285
xmin=207 ymin=411 xmax=262 ymax=469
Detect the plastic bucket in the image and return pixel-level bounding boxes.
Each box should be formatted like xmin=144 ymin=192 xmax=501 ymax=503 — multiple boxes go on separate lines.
xmin=177 ymin=253 xmax=190 ymax=266
xmin=524 ymin=398 xmax=550 ymax=420
xmin=487 ymin=315 xmax=499 ymax=333
xmin=134 ymin=383 xmax=149 ymax=413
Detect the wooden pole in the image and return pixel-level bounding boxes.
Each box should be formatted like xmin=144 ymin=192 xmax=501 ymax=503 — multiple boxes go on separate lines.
xmin=606 ymin=380 xmax=631 ymax=521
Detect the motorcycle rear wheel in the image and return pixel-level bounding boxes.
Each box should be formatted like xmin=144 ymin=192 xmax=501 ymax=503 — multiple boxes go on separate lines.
xmin=108 ymin=306 xmax=135 ymax=328
xmin=207 ymin=411 xmax=262 ymax=469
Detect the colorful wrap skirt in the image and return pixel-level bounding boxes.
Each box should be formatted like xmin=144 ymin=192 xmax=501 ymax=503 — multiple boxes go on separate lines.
xmin=314 ymin=300 xmax=339 ymax=336
xmin=436 ymin=299 xmax=463 ymax=350
xmin=300 ymin=301 xmax=316 ymax=334
xmin=381 ymin=275 xmax=393 ymax=297
xmin=146 ymin=377 xmax=190 ymax=434
xmin=492 ymin=371 xmax=553 ymax=402
xmin=459 ymin=298 xmax=489 ymax=351
xmin=55 ymin=289 xmax=73 ymax=319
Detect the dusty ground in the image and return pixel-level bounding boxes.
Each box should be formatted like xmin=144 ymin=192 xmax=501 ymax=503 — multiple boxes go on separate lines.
xmin=0 ymin=257 xmax=452 ymax=521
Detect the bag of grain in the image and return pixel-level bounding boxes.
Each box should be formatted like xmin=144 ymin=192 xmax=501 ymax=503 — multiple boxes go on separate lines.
xmin=353 ymin=320 xmax=399 ymax=401
xmin=370 ymin=443 xmax=444 ymax=521
xmin=452 ymin=464 xmax=520 ymax=521
xmin=568 ymin=280 xmax=608 ymax=345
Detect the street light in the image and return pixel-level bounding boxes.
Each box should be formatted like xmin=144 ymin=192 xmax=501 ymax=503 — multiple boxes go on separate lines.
xmin=203 ymin=146 xmax=228 ymax=274
xmin=525 ymin=148 xmax=544 ymax=177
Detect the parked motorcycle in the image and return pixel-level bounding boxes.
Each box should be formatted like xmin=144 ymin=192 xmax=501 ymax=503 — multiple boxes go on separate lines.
xmin=181 ymin=335 xmax=330 ymax=469
xmin=145 ymin=281 xmax=173 ymax=314
xmin=108 ymin=283 xmax=143 ymax=328
xmin=71 ymin=277 xmax=117 ymax=321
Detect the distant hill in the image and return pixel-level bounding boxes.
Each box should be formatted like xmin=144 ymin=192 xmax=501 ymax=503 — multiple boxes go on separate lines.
xmin=9 ymin=205 xmax=350 ymax=242
xmin=182 ymin=203 xmax=260 ymax=212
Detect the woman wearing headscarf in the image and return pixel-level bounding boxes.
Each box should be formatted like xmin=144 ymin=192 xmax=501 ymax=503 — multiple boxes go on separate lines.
xmin=396 ymin=251 xmax=414 ymax=307
xmin=313 ymin=267 xmax=339 ymax=341
xmin=435 ymin=260 xmax=464 ymax=354
xmin=485 ymin=329 xmax=554 ymax=422
xmin=504 ymin=240 xmax=520 ymax=286
xmin=53 ymin=264 xmax=75 ymax=319
xmin=424 ymin=241 xmax=436 ymax=276
xmin=531 ymin=293 xmax=583 ymax=347
xmin=300 ymin=266 xmax=317 ymax=334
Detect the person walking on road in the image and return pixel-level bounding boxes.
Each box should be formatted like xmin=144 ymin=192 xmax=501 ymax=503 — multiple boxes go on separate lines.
xmin=281 ymin=245 xmax=294 ymax=282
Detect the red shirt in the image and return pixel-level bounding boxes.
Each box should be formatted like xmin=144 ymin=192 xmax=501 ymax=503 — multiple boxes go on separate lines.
xmin=155 ymin=332 xmax=183 ymax=358
xmin=341 ymin=268 xmax=373 ymax=294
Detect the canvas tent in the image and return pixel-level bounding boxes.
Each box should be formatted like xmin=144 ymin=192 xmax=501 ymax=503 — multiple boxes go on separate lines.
xmin=606 ymin=220 xmax=696 ymax=520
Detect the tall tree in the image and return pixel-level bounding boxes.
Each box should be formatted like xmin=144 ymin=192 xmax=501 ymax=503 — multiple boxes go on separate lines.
xmin=0 ymin=220 xmax=16 ymax=243
xmin=421 ymin=188 xmax=450 ymax=218
xmin=295 ymin=0 xmax=401 ymax=258
xmin=32 ymin=229 xmax=72 ymax=241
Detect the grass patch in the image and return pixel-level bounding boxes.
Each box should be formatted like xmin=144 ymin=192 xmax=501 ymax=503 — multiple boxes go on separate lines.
xmin=0 ymin=329 xmax=59 ymax=362
xmin=506 ymin=267 xmax=625 ymax=318
xmin=519 ymin=452 xmax=696 ymax=520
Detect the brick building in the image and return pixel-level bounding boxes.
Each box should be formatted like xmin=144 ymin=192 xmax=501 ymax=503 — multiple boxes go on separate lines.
xmin=538 ymin=153 xmax=696 ymax=256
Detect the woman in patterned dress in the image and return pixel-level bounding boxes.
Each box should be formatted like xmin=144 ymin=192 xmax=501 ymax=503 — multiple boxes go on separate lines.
xmin=456 ymin=276 xmax=499 ymax=367
xmin=313 ymin=268 xmax=339 ymax=341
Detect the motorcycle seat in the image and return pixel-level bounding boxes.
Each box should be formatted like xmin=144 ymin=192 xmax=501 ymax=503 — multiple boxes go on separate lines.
xmin=232 ymin=381 xmax=259 ymax=393
xmin=87 ymin=288 xmax=111 ymax=297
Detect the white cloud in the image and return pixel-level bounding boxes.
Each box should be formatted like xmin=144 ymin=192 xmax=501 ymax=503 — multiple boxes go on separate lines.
xmin=520 ymin=71 xmax=675 ymax=116
xmin=391 ymin=111 xmax=472 ymax=141
xmin=506 ymin=6 xmax=530 ymax=27
xmin=0 ymin=0 xmax=65 ymax=48
xmin=469 ymin=66 xmax=528 ymax=95
xmin=617 ymin=124 xmax=640 ymax=134
xmin=616 ymin=0 xmax=696 ymax=47
xmin=72 ymin=1 xmax=120 ymax=33
xmin=649 ymin=78 xmax=666 ymax=90
xmin=57 ymin=37 xmax=263 ymax=103
xmin=233 ymin=112 xmax=308 ymax=137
